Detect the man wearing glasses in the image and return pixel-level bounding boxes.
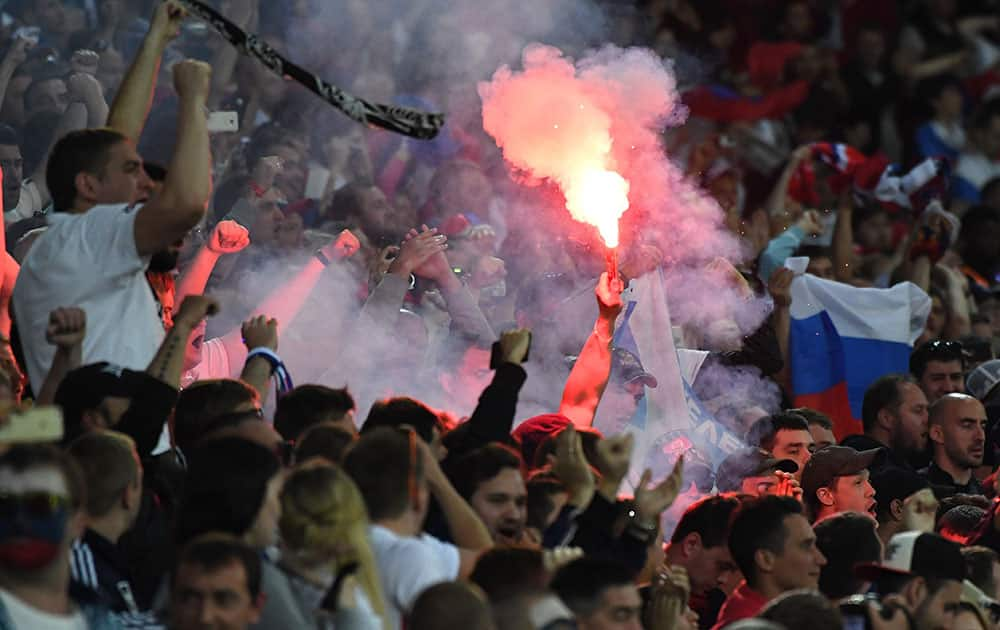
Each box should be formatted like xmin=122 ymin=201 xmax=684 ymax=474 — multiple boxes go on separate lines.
xmin=911 ymin=340 xmax=967 ymax=405
xmin=0 ymin=444 xmax=119 ymax=628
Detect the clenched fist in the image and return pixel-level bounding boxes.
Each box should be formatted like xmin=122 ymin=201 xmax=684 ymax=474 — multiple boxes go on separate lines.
xmin=207 ymin=220 xmax=250 ymax=254
xmin=173 ymin=59 xmax=212 ymax=102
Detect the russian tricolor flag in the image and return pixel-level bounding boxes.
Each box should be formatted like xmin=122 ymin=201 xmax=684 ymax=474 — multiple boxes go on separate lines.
xmin=790 ymin=275 xmax=930 ymax=439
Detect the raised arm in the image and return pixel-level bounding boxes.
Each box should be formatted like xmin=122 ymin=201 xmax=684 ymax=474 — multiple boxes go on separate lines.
xmin=35 ymin=308 xmax=85 ymax=405
xmin=106 ymin=0 xmax=186 ymax=140
xmin=559 ymin=272 xmax=624 ymax=429
xmin=147 ymin=295 xmax=219 ymax=388
xmin=832 ymin=192 xmax=855 ymax=283
xmin=419 ymin=437 xmax=492 ymax=577
xmin=133 ymin=60 xmax=212 ymax=256
xmin=175 ymin=220 xmax=250 ymax=303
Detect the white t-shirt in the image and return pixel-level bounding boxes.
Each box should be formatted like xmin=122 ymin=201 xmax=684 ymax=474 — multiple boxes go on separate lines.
xmin=0 ymin=589 xmax=88 ymax=630
xmin=12 ymin=203 xmax=165 ymax=391
xmin=368 ymin=525 xmax=460 ymax=630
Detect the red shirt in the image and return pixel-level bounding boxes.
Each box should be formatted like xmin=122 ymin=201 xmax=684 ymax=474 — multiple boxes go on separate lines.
xmin=710 ymin=581 xmax=769 ymax=630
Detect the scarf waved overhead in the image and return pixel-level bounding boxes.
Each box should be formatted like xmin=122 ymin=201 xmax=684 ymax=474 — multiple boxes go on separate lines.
xmin=176 ymin=0 xmax=445 ymax=140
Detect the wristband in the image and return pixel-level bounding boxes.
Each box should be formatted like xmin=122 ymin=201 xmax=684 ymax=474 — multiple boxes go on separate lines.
xmin=314 ymin=249 xmax=332 ymax=267
xmin=246 ymin=347 xmax=294 ymax=395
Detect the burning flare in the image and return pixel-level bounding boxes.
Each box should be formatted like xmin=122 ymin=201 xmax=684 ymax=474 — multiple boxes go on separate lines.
xmin=479 ymin=45 xmax=630 ymax=248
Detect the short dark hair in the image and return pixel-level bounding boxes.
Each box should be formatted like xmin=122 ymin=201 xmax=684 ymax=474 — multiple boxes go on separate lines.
xmin=470 ymin=547 xmax=548 ymax=602
xmin=670 ymin=494 xmax=744 ymax=548
xmin=67 ymin=431 xmax=138 ymax=518
xmin=962 ymin=546 xmax=999 ymax=597
xmin=550 ymin=557 xmax=635 ymax=618
xmin=450 ymin=443 xmax=523 ymax=501
xmin=861 ymin=374 xmax=913 ymax=432
xmin=173 ymin=533 xmax=262 ymax=600
xmin=745 ymin=413 xmax=810 ymax=451
xmin=729 ymin=496 xmax=803 ymax=588
xmin=274 ymin=384 xmax=354 ymax=441
xmin=143 ymin=162 xmax=166 ymax=183
xmin=759 ymin=589 xmax=843 ymax=630
xmin=173 ymin=379 xmax=260 ymax=452
xmin=175 ymin=438 xmax=282 ymax=546
xmin=293 ymin=422 xmax=356 ymax=465
xmin=47 ymin=128 xmax=127 ymax=212
xmin=910 ymin=340 xmax=966 ymax=378
xmin=814 ymin=512 xmax=882 ymax=599
xmin=789 ymin=407 xmax=833 ymax=431
xmin=362 ymin=397 xmax=443 ymax=445
xmin=410 ymin=581 xmax=492 ymax=630
xmin=343 ymin=427 xmax=422 ymax=521
xmin=0 ymin=444 xmax=84 ymax=512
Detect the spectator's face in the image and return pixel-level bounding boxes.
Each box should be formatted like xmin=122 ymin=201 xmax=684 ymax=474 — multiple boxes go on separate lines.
xmin=808 ymin=423 xmax=836 ymax=451
xmin=170 ymin=560 xmax=263 ymax=630
xmin=912 ymin=578 xmax=962 ymax=630
xmin=275 ymin=212 xmax=303 ymax=249
xmin=250 ymin=194 xmax=285 ymax=245
xmin=766 ymin=513 xmax=826 ymax=591
xmin=0 ymin=143 xmax=24 ymax=210
xmin=806 ymin=256 xmax=834 ymax=280
xmin=771 ymin=428 xmax=814 ymax=478
xmin=919 ymin=360 xmax=965 ymax=403
xmin=25 ymin=78 xmax=68 ymax=115
xmin=932 ymin=397 xmax=988 ymax=469
xmin=185 ymin=320 xmax=207 ymax=370
xmin=827 ymin=471 xmax=877 ymax=518
xmin=578 ymin=584 xmax=643 ymax=630
xmin=935 ymin=86 xmax=963 ymax=121
xmin=680 ymin=538 xmax=739 ymax=595
xmin=783 ymin=2 xmax=812 ymax=40
xmin=438 ymin=165 xmax=492 ymax=217
xmin=0 ymin=464 xmax=81 ymax=573
xmin=740 ymin=473 xmax=784 ymax=497
xmin=97 ymin=48 xmax=126 ymax=97
xmin=34 ymin=0 xmax=67 ymax=33
xmin=358 ymin=186 xmax=392 ymax=238
xmin=469 ymin=467 xmax=527 ymax=545
xmin=244 ymin=473 xmax=283 ymax=549
xmin=856 ymin=212 xmax=893 ymax=253
xmin=90 ymin=140 xmax=153 ymax=206
xmin=889 ymin=383 xmax=929 ymax=455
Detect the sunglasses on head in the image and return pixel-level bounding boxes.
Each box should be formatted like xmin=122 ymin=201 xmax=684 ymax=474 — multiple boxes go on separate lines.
xmin=0 ymin=491 xmax=69 ymax=519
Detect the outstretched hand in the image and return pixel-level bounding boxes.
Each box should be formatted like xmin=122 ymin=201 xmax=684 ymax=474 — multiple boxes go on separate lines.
xmin=596 ymin=271 xmax=625 ymax=321
xmin=634 ymin=456 xmax=684 ymax=525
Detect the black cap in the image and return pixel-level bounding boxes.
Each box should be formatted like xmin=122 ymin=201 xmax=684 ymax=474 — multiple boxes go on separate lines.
xmin=54 ymin=362 xmax=155 ymax=442
xmin=716 ymin=447 xmax=798 ymax=493
xmin=856 ymin=531 xmax=965 ymax=583
xmin=801 ymin=446 xmax=884 ymax=500
xmin=870 ymin=466 xmax=931 ymax=507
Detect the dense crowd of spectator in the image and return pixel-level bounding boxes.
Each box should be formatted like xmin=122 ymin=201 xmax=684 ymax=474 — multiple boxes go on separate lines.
xmin=3 ymin=0 xmax=1000 ymax=629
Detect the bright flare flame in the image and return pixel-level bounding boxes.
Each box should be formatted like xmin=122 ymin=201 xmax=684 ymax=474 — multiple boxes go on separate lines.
xmin=564 ymin=170 xmax=629 ymax=248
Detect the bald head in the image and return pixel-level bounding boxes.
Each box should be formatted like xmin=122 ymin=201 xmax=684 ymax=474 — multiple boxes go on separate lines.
xmin=928 ymin=393 xmax=988 ymax=471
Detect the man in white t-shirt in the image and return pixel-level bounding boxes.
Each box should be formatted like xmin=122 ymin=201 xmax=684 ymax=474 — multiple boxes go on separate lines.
xmin=12 ymin=3 xmax=212 ymax=393
xmin=344 ymin=427 xmax=493 ymax=630
xmin=0 ymin=444 xmax=120 ymax=629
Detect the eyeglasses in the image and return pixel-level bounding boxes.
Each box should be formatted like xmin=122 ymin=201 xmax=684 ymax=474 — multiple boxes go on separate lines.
xmin=0 ymin=491 xmax=69 ymax=519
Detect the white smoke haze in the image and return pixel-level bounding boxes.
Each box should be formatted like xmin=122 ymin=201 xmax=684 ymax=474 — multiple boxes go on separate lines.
xmin=186 ymin=0 xmax=780 ymax=434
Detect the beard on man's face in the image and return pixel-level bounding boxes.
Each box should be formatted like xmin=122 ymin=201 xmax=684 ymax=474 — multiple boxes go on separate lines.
xmin=148 ymin=249 xmax=180 ymax=272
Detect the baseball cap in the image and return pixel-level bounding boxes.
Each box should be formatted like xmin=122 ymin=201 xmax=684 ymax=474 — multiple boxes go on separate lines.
xmin=856 ymin=531 xmax=965 ymax=582
xmin=968 ymin=359 xmax=1000 ymax=401
xmin=962 ymin=579 xmax=1000 ymax=628
xmin=870 ymin=466 xmax=931 ymax=507
xmin=715 ymin=447 xmax=798 ymax=493
xmin=801 ymin=446 xmax=884 ymax=499
xmin=54 ymin=362 xmax=157 ymax=441
xmin=611 ymin=348 xmax=657 ymax=388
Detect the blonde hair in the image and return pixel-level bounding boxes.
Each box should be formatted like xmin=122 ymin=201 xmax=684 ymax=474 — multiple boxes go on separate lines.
xmin=280 ymin=461 xmax=386 ymax=620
